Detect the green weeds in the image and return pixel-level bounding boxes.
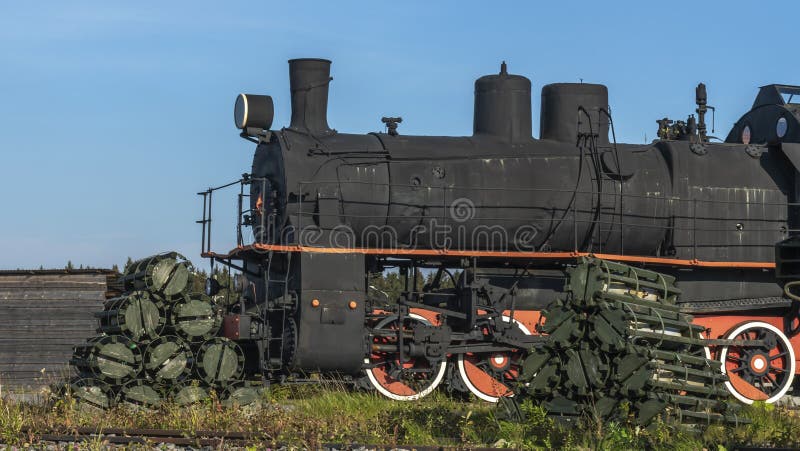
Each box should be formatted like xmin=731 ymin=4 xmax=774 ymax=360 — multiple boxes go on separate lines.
xmin=0 ymin=385 xmax=798 ymax=449
xmin=0 ymin=397 xmax=25 ymax=446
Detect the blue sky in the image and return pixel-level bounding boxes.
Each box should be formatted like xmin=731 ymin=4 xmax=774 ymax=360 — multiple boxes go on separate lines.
xmin=0 ymin=1 xmax=797 ymax=269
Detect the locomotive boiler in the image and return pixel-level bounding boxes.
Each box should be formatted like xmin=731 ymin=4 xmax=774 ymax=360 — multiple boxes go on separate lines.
xmin=195 ymin=58 xmax=800 ymax=416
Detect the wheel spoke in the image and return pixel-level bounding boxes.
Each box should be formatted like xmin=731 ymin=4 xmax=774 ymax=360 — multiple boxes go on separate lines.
xmin=769 ymin=351 xmax=788 ymax=360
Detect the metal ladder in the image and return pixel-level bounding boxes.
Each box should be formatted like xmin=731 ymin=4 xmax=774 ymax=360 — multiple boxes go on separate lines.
xmin=262 ymin=250 xmax=293 ymax=373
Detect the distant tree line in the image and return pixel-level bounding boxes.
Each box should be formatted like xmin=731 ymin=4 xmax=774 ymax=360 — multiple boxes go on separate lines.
xmin=369 ymin=269 xmax=460 ymax=304
xmin=92 ymin=257 xmax=460 ymax=305
xmin=61 ymin=260 xmax=118 ymax=272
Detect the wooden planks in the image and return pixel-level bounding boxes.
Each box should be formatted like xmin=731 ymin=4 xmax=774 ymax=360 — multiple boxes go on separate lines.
xmin=0 ymin=271 xmax=113 ymax=390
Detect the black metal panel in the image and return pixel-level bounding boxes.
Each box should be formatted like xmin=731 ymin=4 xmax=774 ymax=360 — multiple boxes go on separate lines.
xmin=665 ymin=267 xmax=783 ymax=303
xmin=657 ymin=141 xmax=790 ymax=262
xmin=471 ymin=267 xmax=566 ymax=311
xmin=595 ymin=144 xmax=672 ymax=254
xmin=256 ymin=130 xmax=386 ymax=243
xmin=274 ymin=130 xmax=673 ymax=256
xmin=291 ymin=252 xmax=366 ymax=373
xmin=335 ymin=160 xmax=389 ymax=243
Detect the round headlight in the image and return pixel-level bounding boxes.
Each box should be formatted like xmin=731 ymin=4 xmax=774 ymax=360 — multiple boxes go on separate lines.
xmin=777 ymin=117 xmax=788 ymax=139
xmin=234 ymin=94 xmax=274 ymax=130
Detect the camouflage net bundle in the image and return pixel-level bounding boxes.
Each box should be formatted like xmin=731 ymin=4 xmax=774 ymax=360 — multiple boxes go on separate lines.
xmin=512 ymin=258 xmax=739 ymax=426
xmin=119 ymin=252 xmax=193 ymax=298
xmin=67 ymin=252 xmax=260 ymax=411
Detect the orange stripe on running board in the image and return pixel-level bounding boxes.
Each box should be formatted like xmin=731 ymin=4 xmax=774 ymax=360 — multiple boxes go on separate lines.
xmin=203 ymin=244 xmax=777 ymax=269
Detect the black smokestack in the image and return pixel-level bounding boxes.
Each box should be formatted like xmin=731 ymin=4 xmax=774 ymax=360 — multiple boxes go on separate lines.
xmin=288 ymin=58 xmax=333 ymax=135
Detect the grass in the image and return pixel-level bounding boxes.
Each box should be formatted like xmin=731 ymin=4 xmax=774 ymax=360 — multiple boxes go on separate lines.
xmin=0 ymin=383 xmax=798 ymax=449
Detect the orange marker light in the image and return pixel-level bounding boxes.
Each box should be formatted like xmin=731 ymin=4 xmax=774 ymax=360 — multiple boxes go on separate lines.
xmin=348 ymin=301 xmax=357 ymax=310
xmin=311 ymin=299 xmax=320 ymax=308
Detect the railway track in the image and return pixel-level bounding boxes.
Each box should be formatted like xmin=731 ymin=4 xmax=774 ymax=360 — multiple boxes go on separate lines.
xmin=21 ymin=426 xmax=510 ymax=450
xmin=24 ymin=427 xmax=253 ymax=447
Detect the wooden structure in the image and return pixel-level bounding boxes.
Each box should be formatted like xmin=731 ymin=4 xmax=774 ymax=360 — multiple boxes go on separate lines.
xmin=0 ymin=269 xmax=118 ymax=391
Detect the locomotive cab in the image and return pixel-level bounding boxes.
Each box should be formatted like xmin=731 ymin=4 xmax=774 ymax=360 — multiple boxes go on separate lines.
xmin=727 ymin=84 xmax=800 ymax=145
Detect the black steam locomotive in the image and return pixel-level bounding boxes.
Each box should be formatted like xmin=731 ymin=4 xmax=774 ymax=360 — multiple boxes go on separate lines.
xmin=200 ymin=58 xmax=800 ymax=410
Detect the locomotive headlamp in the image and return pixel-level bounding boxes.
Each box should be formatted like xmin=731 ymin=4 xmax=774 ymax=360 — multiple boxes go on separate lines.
xmin=234 ymin=94 xmax=274 ymax=131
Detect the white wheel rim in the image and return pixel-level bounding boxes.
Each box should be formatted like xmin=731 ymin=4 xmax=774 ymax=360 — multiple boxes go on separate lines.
xmin=364 ymin=312 xmax=447 ymax=401
xmin=719 ymin=321 xmax=796 ymax=404
xmin=456 ymin=316 xmax=532 ymax=403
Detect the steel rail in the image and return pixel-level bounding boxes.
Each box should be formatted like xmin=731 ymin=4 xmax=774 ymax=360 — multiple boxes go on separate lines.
xmin=24 ymin=426 xmax=510 ymax=450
